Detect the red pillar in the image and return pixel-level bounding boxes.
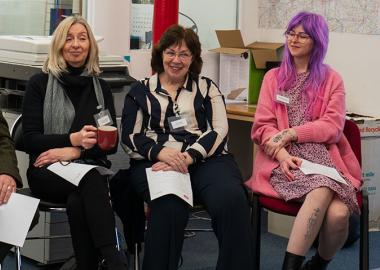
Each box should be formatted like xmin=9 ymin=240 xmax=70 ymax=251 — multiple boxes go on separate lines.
xmin=152 ymin=0 xmax=179 ymax=45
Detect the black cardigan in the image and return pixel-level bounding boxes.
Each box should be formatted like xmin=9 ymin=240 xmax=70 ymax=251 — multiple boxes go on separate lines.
xmin=22 ymin=70 xmax=118 ymax=164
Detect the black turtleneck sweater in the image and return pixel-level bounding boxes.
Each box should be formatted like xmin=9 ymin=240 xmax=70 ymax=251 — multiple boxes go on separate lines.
xmin=22 ymin=66 xmax=117 ymax=163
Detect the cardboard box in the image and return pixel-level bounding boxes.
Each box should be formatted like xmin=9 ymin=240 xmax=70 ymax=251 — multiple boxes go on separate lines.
xmin=347 ymin=113 xmax=380 ymax=231
xmin=211 ymin=30 xmax=283 ymax=104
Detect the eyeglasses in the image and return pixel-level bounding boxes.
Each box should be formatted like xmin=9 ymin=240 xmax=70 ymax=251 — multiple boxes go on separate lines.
xmin=285 ymin=31 xmax=311 ymax=43
xmin=163 ymin=50 xmax=192 ymax=61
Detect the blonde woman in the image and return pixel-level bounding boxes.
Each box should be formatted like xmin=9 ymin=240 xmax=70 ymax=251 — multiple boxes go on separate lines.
xmin=22 ymin=15 xmax=127 ymax=269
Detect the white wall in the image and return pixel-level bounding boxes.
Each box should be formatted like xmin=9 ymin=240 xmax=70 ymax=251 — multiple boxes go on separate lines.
xmin=87 ymin=0 xmax=130 ymax=57
xmin=326 ymin=33 xmax=380 ymax=116
xmin=179 ymin=0 xmax=237 ymax=49
xmin=239 ymin=0 xmax=380 ymax=117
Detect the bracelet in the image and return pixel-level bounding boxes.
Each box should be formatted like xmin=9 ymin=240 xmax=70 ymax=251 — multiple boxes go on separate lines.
xmin=79 ymin=147 xmax=85 ymax=159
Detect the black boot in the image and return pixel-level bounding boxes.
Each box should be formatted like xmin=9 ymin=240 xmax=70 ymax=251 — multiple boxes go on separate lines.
xmin=302 ymin=252 xmax=331 ymax=270
xmin=100 ymin=245 xmax=128 ymax=270
xmin=282 ymin=251 xmax=305 ymax=270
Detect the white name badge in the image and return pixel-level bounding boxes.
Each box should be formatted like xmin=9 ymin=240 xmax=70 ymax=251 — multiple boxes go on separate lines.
xmin=171 ymin=118 xmax=187 ymax=129
xmin=94 ymin=109 xmax=113 ymax=127
xmin=168 ymin=116 xmax=188 ymax=132
xmin=276 ymin=94 xmax=290 ymax=105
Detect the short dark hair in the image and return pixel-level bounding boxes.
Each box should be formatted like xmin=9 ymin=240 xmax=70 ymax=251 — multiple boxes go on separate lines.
xmin=151 ymin=25 xmax=203 ymax=75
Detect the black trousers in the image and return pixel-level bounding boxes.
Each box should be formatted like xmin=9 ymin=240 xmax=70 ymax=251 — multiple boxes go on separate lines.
xmin=27 ymin=166 xmax=116 ymax=270
xmin=112 ymin=154 xmax=254 ymax=270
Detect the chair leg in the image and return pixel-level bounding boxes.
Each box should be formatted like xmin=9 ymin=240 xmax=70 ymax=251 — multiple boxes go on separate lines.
xmin=115 ymin=227 xmax=121 ymax=251
xmin=15 ymin=246 xmax=21 ymax=270
xmin=251 ymin=193 xmax=261 ymax=269
xmin=134 ymin=243 xmax=140 ymax=270
xmin=360 ymin=191 xmax=369 ymax=270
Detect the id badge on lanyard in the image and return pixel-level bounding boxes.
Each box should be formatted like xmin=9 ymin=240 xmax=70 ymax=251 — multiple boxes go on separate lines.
xmin=168 ymin=116 xmax=187 ymax=132
xmin=94 ymin=109 xmax=114 ymax=127
xmin=168 ymin=101 xmax=187 ymax=132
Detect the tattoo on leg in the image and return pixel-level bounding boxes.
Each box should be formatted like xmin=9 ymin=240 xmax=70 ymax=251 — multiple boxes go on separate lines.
xmin=304 ymin=208 xmax=320 ymax=240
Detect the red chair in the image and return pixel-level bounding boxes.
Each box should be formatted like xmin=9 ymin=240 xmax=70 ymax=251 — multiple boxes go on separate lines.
xmin=250 ymin=119 xmax=369 ymax=270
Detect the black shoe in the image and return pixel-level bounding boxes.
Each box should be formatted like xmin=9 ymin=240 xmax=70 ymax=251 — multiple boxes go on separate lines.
xmin=282 ymin=251 xmax=305 ymax=270
xmin=301 ymin=252 xmax=330 ymax=270
xmin=101 ymin=250 xmax=129 ymax=270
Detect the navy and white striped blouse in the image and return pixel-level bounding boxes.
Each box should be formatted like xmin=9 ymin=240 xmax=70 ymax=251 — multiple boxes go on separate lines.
xmin=121 ymin=73 xmax=229 ymax=162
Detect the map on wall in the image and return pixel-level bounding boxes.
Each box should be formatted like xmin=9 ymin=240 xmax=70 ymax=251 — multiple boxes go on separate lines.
xmin=258 ymin=0 xmax=380 ymax=35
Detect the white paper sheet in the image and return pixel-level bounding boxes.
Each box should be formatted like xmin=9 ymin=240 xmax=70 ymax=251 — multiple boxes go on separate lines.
xmin=0 ymin=193 xmax=39 ymax=247
xmin=299 ymin=159 xmax=348 ymax=185
xmin=47 ymin=162 xmax=114 ymax=186
xmin=219 ymin=53 xmax=249 ymax=101
xmin=145 ymin=168 xmax=193 ymax=206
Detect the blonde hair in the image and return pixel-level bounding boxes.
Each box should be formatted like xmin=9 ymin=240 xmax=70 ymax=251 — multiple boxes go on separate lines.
xmin=43 ymin=15 xmax=100 ymax=77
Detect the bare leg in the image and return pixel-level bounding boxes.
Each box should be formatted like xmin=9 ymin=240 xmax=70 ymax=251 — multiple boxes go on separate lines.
xmin=318 ymin=197 xmax=350 ymax=260
xmin=286 ymin=187 xmax=334 ymax=255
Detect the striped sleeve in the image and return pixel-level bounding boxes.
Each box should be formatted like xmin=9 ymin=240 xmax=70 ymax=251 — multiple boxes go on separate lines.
xmin=187 ymin=80 xmax=228 ymax=159
xmin=121 ymin=89 xmax=163 ymax=161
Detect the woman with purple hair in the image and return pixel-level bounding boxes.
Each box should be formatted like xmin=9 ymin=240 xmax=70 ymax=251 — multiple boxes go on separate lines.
xmin=246 ymin=11 xmax=361 ymax=270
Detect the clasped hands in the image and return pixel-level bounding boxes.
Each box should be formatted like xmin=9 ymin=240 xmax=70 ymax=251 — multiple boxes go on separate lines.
xmin=152 ymin=147 xmax=193 ymax=174
xmin=34 ymin=125 xmax=98 ymax=168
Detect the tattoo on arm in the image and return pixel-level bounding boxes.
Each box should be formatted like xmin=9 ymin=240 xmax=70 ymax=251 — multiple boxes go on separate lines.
xmin=273 ymin=134 xmax=283 ymax=143
xmin=304 ymin=208 xmax=320 ymax=240
xmin=272 ymin=130 xmax=289 ymax=143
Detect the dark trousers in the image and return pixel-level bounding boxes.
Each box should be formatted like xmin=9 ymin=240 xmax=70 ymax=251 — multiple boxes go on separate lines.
xmin=27 ymin=167 xmax=116 ymax=270
xmin=0 ymin=243 xmax=11 ymax=265
xmin=112 ymin=154 xmax=254 ymax=270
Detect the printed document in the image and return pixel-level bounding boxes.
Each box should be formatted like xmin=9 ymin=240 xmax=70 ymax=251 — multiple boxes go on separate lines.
xmin=0 ymin=193 xmax=39 ymax=246
xmin=299 ymin=159 xmax=347 ymax=185
xmin=219 ymin=54 xmax=249 ymax=101
xmin=47 ymin=162 xmax=114 ymax=186
xmin=146 ymin=168 xmax=193 ymax=206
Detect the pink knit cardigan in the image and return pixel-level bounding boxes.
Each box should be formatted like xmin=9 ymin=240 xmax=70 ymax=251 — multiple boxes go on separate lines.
xmin=245 ymin=67 xmax=362 ymax=198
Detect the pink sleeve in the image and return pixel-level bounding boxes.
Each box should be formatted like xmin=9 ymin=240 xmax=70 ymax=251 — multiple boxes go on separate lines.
xmin=293 ymin=71 xmax=346 ymax=144
xmin=252 ymin=69 xmax=280 ymax=146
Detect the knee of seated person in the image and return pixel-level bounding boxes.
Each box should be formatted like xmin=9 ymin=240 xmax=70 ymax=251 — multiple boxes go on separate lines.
xmin=150 ymin=194 xmax=188 ymax=219
xmin=80 ymin=171 xmax=107 ymax=189
xmin=207 ymin=185 xmax=247 ymax=214
xmin=66 ymin=192 xmax=81 ymax=214
xmin=307 ymin=186 xmax=334 ymax=202
xmin=327 ymin=204 xmax=350 ymax=230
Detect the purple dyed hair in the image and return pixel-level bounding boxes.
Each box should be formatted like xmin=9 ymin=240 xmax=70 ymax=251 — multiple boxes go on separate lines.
xmin=277 ymin=11 xmax=329 ymax=104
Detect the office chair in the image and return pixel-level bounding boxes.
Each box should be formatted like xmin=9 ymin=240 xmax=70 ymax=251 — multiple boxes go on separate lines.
xmin=250 ymin=119 xmax=369 ymax=270
xmin=10 ymin=114 xmax=122 ymax=270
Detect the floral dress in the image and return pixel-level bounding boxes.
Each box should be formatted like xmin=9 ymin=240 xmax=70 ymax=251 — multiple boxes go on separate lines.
xmin=270 ymin=73 xmax=359 ymax=214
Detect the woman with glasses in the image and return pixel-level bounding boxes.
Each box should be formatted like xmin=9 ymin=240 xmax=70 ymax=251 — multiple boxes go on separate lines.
xmin=247 ymin=11 xmax=361 ymax=270
xmin=112 ymin=25 xmax=254 ymax=270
